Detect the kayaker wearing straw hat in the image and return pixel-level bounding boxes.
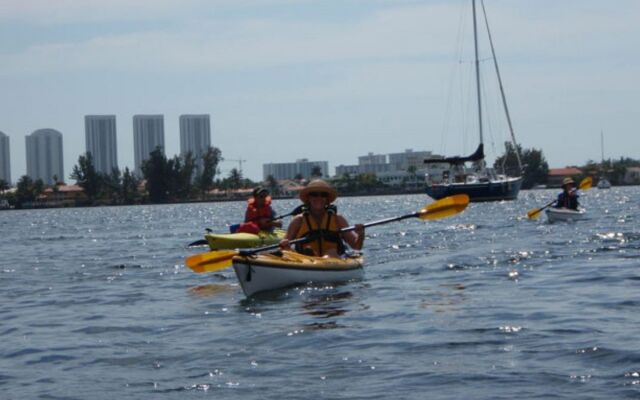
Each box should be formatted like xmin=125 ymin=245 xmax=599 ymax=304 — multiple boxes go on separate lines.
xmin=280 ymin=179 xmax=365 ymax=257
xmin=554 ymin=177 xmax=580 ymax=210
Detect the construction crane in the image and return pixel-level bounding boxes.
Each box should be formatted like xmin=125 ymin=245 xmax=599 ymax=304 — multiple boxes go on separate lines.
xmin=222 ymin=157 xmax=247 ymax=176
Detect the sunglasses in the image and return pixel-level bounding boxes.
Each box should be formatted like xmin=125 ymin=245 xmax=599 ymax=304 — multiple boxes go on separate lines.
xmin=308 ymin=191 xmax=329 ymax=198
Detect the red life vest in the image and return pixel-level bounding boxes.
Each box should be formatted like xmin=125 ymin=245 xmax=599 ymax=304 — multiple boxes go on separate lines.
xmin=245 ymin=196 xmax=273 ymax=222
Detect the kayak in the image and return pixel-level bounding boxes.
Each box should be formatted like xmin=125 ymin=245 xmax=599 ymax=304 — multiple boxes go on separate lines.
xmin=205 ymin=229 xmax=285 ymax=250
xmin=232 ymin=250 xmax=364 ymax=296
xmin=545 ymin=207 xmax=587 ymax=223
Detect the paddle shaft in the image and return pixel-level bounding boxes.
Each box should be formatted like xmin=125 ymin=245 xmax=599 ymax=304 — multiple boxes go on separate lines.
xmin=533 ymin=187 xmax=582 ymax=215
xmin=185 ymin=194 xmax=469 ymax=272
xmin=237 ymin=211 xmax=422 ymax=256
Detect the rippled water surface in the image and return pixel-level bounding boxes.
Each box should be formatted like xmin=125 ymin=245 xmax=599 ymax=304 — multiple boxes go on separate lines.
xmin=1 ymin=188 xmax=639 ymax=399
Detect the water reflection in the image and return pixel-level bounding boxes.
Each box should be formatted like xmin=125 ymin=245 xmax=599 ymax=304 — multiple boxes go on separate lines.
xmin=419 ymin=283 xmax=466 ymax=312
xmin=302 ymin=290 xmax=353 ymax=330
xmin=187 ymin=283 xmax=236 ymax=297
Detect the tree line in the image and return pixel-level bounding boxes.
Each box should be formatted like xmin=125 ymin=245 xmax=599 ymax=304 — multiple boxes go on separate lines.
xmin=1 ymin=144 xmax=639 ymax=208
xmin=1 ymin=146 xmax=264 ymax=208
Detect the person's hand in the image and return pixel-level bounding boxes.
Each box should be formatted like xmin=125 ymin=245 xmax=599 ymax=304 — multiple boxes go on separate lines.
xmin=279 ymin=238 xmax=291 ymax=250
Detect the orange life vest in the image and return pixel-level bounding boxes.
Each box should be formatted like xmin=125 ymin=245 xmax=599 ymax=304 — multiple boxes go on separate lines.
xmin=244 ymin=196 xmax=274 ymax=231
xmin=295 ymin=210 xmax=345 ymax=256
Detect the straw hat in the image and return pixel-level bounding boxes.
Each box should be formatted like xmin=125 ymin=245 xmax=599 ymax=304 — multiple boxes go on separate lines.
xmin=562 ymin=177 xmax=575 ymax=186
xmin=299 ymin=179 xmax=337 ymax=203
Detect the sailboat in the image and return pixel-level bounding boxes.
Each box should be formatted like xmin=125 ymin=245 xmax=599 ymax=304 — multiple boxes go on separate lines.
xmin=424 ymin=0 xmax=523 ymax=202
xmin=597 ymin=131 xmax=611 ymax=189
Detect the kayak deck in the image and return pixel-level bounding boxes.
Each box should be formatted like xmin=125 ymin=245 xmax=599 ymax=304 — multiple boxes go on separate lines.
xmin=545 ymin=207 xmax=587 ymax=223
xmin=232 ymin=250 xmax=364 ymax=296
xmin=205 ymin=229 xmax=285 ymax=250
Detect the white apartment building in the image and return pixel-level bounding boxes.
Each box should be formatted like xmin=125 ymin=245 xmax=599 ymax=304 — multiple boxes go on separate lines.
xmin=263 ymin=159 xmax=329 ymax=181
xmin=179 ymin=114 xmax=211 ymax=174
xmin=26 ymin=129 xmax=64 ymax=185
xmin=133 ymin=115 xmax=165 ymax=176
xmin=85 ymin=115 xmax=118 ymax=174
xmin=0 ymin=131 xmax=10 ymax=184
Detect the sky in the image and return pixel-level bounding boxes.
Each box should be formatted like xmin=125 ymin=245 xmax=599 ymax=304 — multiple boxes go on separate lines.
xmin=1 ymin=0 xmax=639 ymax=183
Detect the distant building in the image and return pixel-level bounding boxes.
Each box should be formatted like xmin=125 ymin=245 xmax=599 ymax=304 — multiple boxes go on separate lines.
xmin=547 ymin=167 xmax=582 ymax=188
xmin=26 ymin=129 xmax=64 ymax=185
xmin=263 ymin=159 xmax=329 ymax=181
xmin=335 ymin=164 xmax=361 ymax=177
xmin=0 ymin=131 xmax=10 ymax=184
xmin=133 ymin=115 xmax=165 ymax=177
xmin=335 ymin=149 xmax=446 ymax=184
xmin=389 ymin=149 xmax=434 ymax=171
xmin=85 ymin=115 xmax=118 ymax=174
xmin=180 ymin=114 xmax=211 ymax=174
xmin=623 ymin=167 xmax=640 ymax=185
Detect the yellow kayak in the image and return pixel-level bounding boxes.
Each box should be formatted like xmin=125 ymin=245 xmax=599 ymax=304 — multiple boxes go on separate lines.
xmin=232 ymin=250 xmax=364 ymax=296
xmin=205 ymin=229 xmax=285 ymax=250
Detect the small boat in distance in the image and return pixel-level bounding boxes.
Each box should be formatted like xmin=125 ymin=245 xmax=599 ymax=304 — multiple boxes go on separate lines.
xmin=424 ymin=0 xmax=523 ymax=202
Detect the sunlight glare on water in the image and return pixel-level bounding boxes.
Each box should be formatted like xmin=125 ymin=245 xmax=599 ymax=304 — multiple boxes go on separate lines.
xmin=1 ymin=187 xmax=639 ymax=399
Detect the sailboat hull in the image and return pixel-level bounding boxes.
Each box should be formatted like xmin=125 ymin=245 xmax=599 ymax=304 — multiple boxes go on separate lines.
xmin=425 ymin=176 xmax=522 ymax=202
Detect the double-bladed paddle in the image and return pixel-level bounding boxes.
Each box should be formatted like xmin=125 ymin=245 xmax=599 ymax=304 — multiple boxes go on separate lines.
xmin=526 ymin=176 xmax=593 ymax=219
xmin=187 ymin=205 xmax=306 ymax=247
xmin=185 ymin=194 xmax=470 ymax=274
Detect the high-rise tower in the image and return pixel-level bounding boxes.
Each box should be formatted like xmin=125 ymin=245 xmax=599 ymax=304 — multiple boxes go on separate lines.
xmin=85 ymin=115 xmax=118 ymax=174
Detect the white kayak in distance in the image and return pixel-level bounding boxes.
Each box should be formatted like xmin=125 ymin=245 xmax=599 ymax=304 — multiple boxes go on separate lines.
xmin=545 ymin=207 xmax=587 ymax=223
xmin=232 ymin=250 xmax=364 ymax=296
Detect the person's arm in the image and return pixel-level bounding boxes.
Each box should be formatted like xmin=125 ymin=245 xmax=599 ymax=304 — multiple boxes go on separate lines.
xmin=269 ymin=207 xmax=283 ymax=228
xmin=280 ymin=215 xmax=302 ymax=250
xmin=336 ymin=215 xmax=364 ymax=250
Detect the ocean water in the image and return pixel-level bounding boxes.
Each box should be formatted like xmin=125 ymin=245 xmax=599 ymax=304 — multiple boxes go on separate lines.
xmin=1 ymin=187 xmax=639 ymax=399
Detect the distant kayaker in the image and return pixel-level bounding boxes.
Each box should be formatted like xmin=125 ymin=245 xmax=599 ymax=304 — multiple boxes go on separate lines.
xmin=554 ymin=177 xmax=580 ymax=210
xmin=280 ymin=179 xmax=364 ymax=257
xmin=236 ymin=187 xmax=282 ymax=234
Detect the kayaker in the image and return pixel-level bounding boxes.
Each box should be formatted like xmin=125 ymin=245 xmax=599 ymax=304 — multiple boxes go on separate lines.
xmin=236 ymin=187 xmax=282 ymax=234
xmin=280 ymin=179 xmax=364 ymax=257
xmin=554 ymin=177 xmax=580 ymax=210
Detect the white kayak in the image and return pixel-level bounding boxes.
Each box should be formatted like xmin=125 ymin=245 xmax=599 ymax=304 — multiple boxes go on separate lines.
xmin=545 ymin=207 xmax=587 ymax=223
xmin=232 ymin=250 xmax=364 ymax=296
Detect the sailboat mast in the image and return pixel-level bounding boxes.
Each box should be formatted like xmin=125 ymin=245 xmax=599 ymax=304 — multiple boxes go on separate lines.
xmin=472 ymin=0 xmax=484 ymax=146
xmin=480 ymin=0 xmax=523 ymax=172
xmin=600 ymin=130 xmax=605 ymax=163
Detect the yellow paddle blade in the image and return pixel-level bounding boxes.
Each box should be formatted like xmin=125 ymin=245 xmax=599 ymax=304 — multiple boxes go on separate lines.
xmin=419 ymin=194 xmax=470 ymax=220
xmin=185 ymin=250 xmax=239 ymax=273
xmin=579 ymin=176 xmax=593 ymax=190
xmin=527 ymin=207 xmax=544 ymax=219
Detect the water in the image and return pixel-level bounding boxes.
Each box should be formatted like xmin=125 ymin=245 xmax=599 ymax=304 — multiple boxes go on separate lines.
xmin=1 ymin=187 xmax=639 ymax=399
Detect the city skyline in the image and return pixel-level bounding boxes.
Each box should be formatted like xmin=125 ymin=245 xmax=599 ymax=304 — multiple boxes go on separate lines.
xmin=1 ymin=1 xmax=639 ymax=183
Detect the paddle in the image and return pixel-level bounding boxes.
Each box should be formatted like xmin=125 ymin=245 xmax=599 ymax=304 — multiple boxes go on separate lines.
xmin=526 ymin=176 xmax=593 ymax=219
xmin=187 ymin=205 xmax=306 ymax=247
xmin=185 ymin=194 xmax=470 ymax=274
